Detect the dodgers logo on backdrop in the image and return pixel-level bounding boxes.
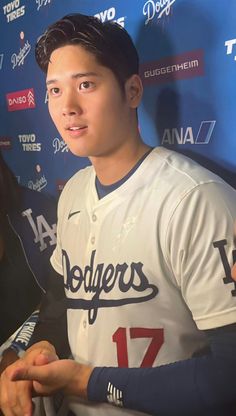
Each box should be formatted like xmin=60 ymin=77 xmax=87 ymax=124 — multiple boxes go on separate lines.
xmin=161 ymin=120 xmax=216 ymax=145
xmin=35 ymin=0 xmax=51 ymax=11
xmin=28 ymin=164 xmax=47 ymax=192
xmin=6 ymin=88 xmax=35 ymax=111
xmin=3 ymin=0 xmax=25 ymax=23
xmin=94 ymin=6 xmax=126 ymax=27
xmin=143 ymin=0 xmax=177 ymax=25
xmin=11 ymin=32 xmax=31 ymax=69
xmin=53 ymin=137 xmax=68 ymax=154
xmin=225 ymin=38 xmax=236 ymax=61
xmin=22 ymin=208 xmax=56 ymax=251
xmin=18 ymin=133 xmax=41 ymax=151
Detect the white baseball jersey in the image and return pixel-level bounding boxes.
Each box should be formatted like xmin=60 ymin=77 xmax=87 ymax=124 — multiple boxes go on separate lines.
xmin=51 ymin=146 xmax=236 ymax=416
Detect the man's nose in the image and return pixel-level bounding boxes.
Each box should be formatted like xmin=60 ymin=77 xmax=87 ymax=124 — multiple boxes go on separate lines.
xmin=62 ymin=91 xmax=82 ymax=116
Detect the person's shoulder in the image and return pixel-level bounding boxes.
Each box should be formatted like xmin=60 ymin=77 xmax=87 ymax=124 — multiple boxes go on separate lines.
xmin=153 ymin=147 xmax=228 ymax=188
xmin=19 ymin=186 xmax=57 ymax=208
xmin=8 ymin=186 xmax=57 ymax=232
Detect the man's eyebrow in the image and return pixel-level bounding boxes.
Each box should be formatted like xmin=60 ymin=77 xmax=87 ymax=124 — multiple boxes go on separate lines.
xmin=46 ymin=72 xmax=99 ymax=86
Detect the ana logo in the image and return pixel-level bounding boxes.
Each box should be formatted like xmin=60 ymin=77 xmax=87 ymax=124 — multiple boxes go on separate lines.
xmin=3 ymin=0 xmax=25 ymax=23
xmin=6 ymin=88 xmax=35 ymax=111
xmin=141 ymin=50 xmax=204 ymax=86
xmin=11 ymin=32 xmax=31 ymax=69
xmin=94 ymin=7 xmax=126 ymax=27
xmin=18 ymin=133 xmax=41 ymax=151
xmin=225 ymin=39 xmax=236 ymax=61
xmin=143 ymin=0 xmax=176 ymax=25
xmin=0 ymin=136 xmax=12 ymax=149
xmin=53 ymin=137 xmax=68 ymax=154
xmin=161 ymin=120 xmax=216 ymax=145
xmin=36 ymin=0 xmax=51 ymax=11
xmin=0 ymin=54 xmax=4 ymax=70
xmin=22 ymin=208 xmax=56 ymax=252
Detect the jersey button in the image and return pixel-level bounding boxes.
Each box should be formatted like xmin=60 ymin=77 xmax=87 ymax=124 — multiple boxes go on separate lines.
xmin=83 ymin=320 xmax=87 ymax=329
xmin=91 ymin=236 xmax=95 ymax=244
xmin=92 ymin=214 xmax=97 ymax=222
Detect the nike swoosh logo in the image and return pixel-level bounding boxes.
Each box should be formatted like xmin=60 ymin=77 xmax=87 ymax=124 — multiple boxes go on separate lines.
xmin=68 ymin=210 xmax=81 ymax=220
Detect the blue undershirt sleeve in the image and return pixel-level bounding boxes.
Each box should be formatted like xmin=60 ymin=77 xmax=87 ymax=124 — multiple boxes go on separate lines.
xmin=87 ymin=324 xmax=236 ymax=416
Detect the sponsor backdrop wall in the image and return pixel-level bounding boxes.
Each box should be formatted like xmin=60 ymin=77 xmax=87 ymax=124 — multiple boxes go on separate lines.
xmin=0 ymin=0 xmax=235 ymax=197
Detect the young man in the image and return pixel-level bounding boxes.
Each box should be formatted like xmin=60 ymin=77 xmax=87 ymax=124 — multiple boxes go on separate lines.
xmin=1 ymin=13 xmax=236 ymax=416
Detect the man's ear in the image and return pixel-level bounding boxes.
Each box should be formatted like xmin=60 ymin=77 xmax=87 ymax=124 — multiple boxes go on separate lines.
xmin=125 ymin=74 xmax=143 ymax=108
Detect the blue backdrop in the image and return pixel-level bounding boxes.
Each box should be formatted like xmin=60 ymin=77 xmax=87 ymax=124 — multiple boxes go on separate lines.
xmin=0 ymin=0 xmax=235 ymax=196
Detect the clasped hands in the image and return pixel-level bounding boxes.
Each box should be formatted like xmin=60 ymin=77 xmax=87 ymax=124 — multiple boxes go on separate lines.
xmin=0 ymin=341 xmax=93 ymax=416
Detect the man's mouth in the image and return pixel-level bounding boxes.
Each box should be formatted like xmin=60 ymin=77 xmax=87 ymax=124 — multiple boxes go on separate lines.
xmin=67 ymin=126 xmax=86 ymax=131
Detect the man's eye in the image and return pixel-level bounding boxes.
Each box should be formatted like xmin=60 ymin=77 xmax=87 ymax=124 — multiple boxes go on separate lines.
xmin=79 ymin=81 xmax=93 ymax=90
xmin=49 ymin=87 xmax=60 ymax=95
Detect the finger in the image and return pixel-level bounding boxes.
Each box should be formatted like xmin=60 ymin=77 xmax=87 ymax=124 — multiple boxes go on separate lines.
xmin=15 ymin=381 xmax=34 ymax=416
xmin=34 ymin=352 xmax=59 ymax=367
xmin=0 ymin=379 xmax=33 ymax=416
xmin=10 ymin=363 xmax=52 ymax=384
xmin=26 ymin=342 xmax=56 ymax=361
xmin=232 ymin=262 xmax=236 ymax=281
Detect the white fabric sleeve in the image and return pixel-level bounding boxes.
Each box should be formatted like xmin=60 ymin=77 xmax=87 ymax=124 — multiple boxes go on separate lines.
xmin=165 ymin=181 xmax=236 ymax=330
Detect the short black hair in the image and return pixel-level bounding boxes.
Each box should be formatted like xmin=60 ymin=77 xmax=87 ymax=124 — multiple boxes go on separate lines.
xmin=35 ymin=13 xmax=139 ymax=90
xmin=0 ymin=151 xmax=20 ymax=231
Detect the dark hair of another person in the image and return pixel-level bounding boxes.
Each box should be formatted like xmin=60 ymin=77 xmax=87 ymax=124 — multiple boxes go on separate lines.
xmin=0 ymin=151 xmax=20 ymax=219
xmin=35 ymin=13 xmax=139 ymax=91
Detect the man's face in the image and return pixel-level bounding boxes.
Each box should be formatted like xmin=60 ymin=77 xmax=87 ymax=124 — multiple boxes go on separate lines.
xmin=46 ymin=44 xmax=140 ymax=159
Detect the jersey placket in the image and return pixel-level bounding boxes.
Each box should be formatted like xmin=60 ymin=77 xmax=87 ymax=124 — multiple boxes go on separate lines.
xmin=78 ymin=207 xmax=100 ymax=362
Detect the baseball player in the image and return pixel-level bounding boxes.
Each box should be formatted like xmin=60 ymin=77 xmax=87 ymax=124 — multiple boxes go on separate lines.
xmin=1 ymin=13 xmax=236 ymax=416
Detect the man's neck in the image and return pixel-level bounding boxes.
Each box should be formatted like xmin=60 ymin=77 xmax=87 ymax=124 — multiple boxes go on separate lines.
xmin=90 ymin=139 xmax=151 ymax=186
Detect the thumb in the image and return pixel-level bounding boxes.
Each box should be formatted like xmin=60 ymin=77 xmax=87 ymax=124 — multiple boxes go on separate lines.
xmin=10 ymin=365 xmax=40 ymax=382
xmin=10 ymin=362 xmax=53 ymax=383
